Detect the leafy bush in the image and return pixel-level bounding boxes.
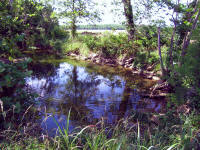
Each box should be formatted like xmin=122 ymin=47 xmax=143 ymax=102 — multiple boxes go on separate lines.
xmin=133 ymin=51 xmax=148 ymax=69
xmin=51 ymin=26 xmax=69 ymax=40
xmin=0 ymin=0 xmax=69 ymax=56
xmin=168 ymin=29 xmax=200 ymax=110
xmin=63 ymin=39 xmax=90 ymax=56
xmin=0 ymin=59 xmax=36 ymax=129
xmin=78 ymin=33 xmax=136 ymax=58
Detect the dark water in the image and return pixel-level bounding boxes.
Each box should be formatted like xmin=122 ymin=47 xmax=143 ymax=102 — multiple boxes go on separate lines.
xmin=26 ymin=58 xmax=164 ymax=136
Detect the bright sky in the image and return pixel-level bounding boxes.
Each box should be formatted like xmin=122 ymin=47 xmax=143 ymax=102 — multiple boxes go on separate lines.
xmin=93 ymin=0 xmax=171 ymax=25
xmin=56 ymin=0 xmax=193 ymax=26
xmin=96 ymin=0 xmax=193 ymax=26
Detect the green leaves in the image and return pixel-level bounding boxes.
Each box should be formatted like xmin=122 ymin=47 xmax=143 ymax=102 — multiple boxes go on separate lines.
xmin=0 ymin=60 xmax=36 ymax=129
xmin=183 ymin=20 xmax=192 ymax=26
xmin=59 ymin=0 xmax=100 ymax=37
xmin=0 ymin=65 xmax=5 ymax=73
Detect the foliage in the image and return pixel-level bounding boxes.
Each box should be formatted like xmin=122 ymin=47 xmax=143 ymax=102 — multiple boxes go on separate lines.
xmin=59 ymin=0 xmax=100 ymax=38
xmin=77 ymin=33 xmax=136 ymax=58
xmin=63 ymin=28 xmax=172 ymax=71
xmin=168 ymin=28 xmax=200 ymax=109
xmin=0 ymin=0 xmax=199 ymax=149
xmin=0 ymin=0 xmax=69 ymax=56
xmin=1 ymin=111 xmax=199 ymax=149
xmin=0 ymin=0 xmax=69 ymax=130
xmin=63 ymin=39 xmax=90 ymax=56
xmin=0 ymin=59 xmax=36 ymax=129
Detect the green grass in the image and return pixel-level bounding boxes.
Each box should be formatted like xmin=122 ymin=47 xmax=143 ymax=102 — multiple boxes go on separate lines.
xmin=63 ymin=39 xmax=90 ymax=57
xmin=61 ymin=33 xmax=165 ymax=72
xmin=1 ymin=110 xmax=199 ymax=150
xmin=1 ymin=32 xmax=200 ymax=150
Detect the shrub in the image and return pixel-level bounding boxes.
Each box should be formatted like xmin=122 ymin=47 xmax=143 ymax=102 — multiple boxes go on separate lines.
xmin=0 ymin=59 xmax=36 ymax=129
xmin=51 ymin=26 xmax=70 ymax=40
xmin=78 ymin=33 xmax=135 ymax=58
xmin=168 ymin=29 xmax=200 ymax=110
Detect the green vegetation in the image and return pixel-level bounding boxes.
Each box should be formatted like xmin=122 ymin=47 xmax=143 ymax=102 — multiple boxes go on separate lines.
xmin=0 ymin=0 xmax=200 ymax=149
xmin=63 ymin=25 xmax=169 ymax=70
xmin=1 ymin=111 xmax=199 ymax=149
xmin=59 ymin=0 xmax=100 ymax=38
xmin=77 ymin=33 xmax=134 ymax=57
xmin=0 ymin=0 xmax=69 ymax=57
xmin=0 ymin=0 xmax=68 ymax=129
xmin=169 ymin=27 xmax=200 ymax=109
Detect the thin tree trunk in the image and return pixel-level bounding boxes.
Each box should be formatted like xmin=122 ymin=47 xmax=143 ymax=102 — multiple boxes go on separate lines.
xmin=169 ymin=26 xmax=176 ymax=67
xmin=71 ymin=0 xmax=77 ymax=38
xmin=180 ymin=0 xmax=200 ymax=60
xmin=168 ymin=16 xmax=176 ymax=71
xmin=122 ymin=0 xmax=135 ymax=41
xmin=157 ymin=27 xmax=165 ymax=76
xmin=178 ymin=8 xmax=200 ymax=67
xmin=168 ymin=0 xmax=180 ymax=71
xmin=71 ymin=16 xmax=77 ymax=38
xmin=186 ymin=0 xmax=199 ymax=24
xmin=181 ymin=8 xmax=200 ymax=58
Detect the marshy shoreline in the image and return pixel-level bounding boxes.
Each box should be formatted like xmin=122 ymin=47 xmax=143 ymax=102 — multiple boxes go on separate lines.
xmin=65 ymin=51 xmax=170 ymax=99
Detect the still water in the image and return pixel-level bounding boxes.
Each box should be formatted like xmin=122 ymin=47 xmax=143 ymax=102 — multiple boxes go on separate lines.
xmin=26 ymin=58 xmax=164 ymax=135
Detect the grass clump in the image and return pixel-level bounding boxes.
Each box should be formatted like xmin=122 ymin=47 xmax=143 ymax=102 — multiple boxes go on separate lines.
xmin=63 ymin=33 xmax=136 ymax=59
xmin=63 ymin=39 xmax=90 ymax=57
xmin=62 ymin=32 xmax=167 ymax=71
xmin=3 ymin=109 xmax=198 ymax=150
xmin=79 ymin=33 xmax=135 ymax=58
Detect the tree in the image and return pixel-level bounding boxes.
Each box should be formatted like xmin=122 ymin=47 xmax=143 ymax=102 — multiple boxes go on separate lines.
xmin=122 ymin=0 xmax=135 ymax=40
xmin=180 ymin=1 xmax=200 ymax=59
xmin=59 ymin=0 xmax=100 ymax=38
xmin=154 ymin=0 xmax=200 ymax=67
xmin=112 ymin=0 xmax=155 ymax=41
xmin=157 ymin=27 xmax=165 ymax=76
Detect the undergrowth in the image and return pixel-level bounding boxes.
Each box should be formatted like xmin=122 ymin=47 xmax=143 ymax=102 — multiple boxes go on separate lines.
xmin=1 ymin=109 xmax=199 ymax=150
xmin=62 ymin=33 xmax=166 ymax=72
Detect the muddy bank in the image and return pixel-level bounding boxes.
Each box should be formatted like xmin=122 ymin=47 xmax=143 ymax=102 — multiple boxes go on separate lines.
xmin=65 ymin=51 xmax=171 ymax=98
xmin=66 ymin=51 xmax=160 ymax=79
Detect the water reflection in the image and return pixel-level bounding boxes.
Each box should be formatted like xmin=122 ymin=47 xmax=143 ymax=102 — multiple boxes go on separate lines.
xmin=27 ymin=60 xmax=164 ymax=135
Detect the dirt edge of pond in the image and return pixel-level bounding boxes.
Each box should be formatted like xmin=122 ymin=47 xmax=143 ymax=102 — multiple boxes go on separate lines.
xmin=65 ymin=51 xmax=171 ymax=99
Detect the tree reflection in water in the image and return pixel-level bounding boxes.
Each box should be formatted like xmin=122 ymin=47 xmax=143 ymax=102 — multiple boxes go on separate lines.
xmin=26 ymin=60 xmax=165 ymax=135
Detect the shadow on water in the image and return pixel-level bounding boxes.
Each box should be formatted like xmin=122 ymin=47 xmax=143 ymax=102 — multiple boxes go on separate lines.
xmin=27 ymin=58 xmax=166 ymax=136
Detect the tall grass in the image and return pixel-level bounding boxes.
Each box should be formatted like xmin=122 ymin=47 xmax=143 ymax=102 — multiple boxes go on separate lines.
xmin=62 ymin=33 xmax=166 ymax=71
xmin=63 ymin=33 xmax=136 ymax=58
xmin=1 ymin=108 xmax=199 ymax=149
xmin=50 ymin=111 xmax=200 ymax=150
xmin=63 ymin=39 xmax=90 ymax=56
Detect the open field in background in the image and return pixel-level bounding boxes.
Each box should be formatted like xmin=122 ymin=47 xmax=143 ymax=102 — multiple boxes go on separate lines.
xmin=75 ymin=29 xmax=127 ymax=35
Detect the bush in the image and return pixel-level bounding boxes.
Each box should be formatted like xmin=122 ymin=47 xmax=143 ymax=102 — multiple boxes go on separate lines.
xmin=51 ymin=26 xmax=69 ymax=40
xmin=168 ymin=29 xmax=200 ymax=110
xmin=0 ymin=59 xmax=36 ymax=129
xmin=78 ymin=33 xmax=135 ymax=58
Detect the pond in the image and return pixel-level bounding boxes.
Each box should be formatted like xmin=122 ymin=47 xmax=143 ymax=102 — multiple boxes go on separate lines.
xmin=26 ymin=58 xmax=165 ymax=136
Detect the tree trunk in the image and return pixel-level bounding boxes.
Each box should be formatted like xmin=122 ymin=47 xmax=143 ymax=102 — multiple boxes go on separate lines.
xmin=122 ymin=0 xmax=135 ymax=41
xmin=71 ymin=0 xmax=77 ymax=38
xmin=181 ymin=8 xmax=200 ymax=58
xmin=71 ymin=16 xmax=77 ymax=38
xmin=168 ymin=26 xmax=176 ymax=68
xmin=157 ymin=27 xmax=165 ymax=76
